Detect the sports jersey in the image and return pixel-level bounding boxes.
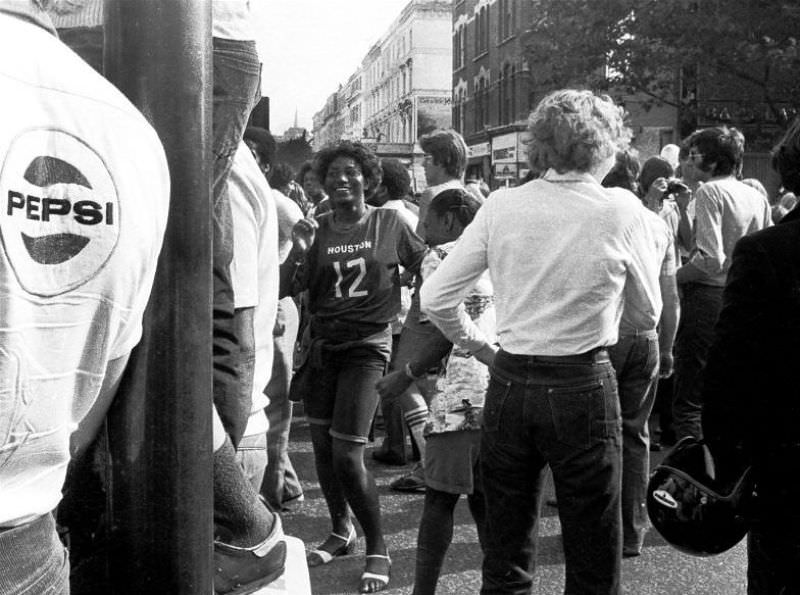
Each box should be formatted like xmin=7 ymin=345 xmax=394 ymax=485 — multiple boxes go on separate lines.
xmin=298 ymin=207 xmax=425 ymax=330
xmin=0 ymin=10 xmax=169 ymax=526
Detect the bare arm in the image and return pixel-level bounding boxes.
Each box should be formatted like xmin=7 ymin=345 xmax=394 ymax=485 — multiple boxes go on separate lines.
xmin=657 ymin=272 xmax=680 ymax=378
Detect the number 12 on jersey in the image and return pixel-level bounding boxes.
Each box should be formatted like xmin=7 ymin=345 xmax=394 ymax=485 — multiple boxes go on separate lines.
xmin=333 ymin=257 xmax=368 ymax=298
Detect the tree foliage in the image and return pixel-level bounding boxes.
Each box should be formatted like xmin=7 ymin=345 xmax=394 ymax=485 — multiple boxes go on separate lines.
xmin=275 ymin=135 xmax=313 ymax=172
xmin=524 ymin=0 xmax=800 ymax=134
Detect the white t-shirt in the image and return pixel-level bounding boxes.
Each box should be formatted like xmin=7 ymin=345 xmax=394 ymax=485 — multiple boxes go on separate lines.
xmin=0 ymin=12 xmax=169 ymax=525
xmin=212 ymin=0 xmax=256 ymax=40
xmin=228 ymin=143 xmax=279 ymax=437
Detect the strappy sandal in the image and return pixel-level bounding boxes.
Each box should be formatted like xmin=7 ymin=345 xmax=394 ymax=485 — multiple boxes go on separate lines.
xmin=358 ymin=553 xmax=391 ymax=593
xmin=306 ymin=525 xmax=356 ymax=567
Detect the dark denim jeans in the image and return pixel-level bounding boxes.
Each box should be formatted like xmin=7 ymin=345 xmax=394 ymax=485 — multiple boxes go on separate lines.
xmin=0 ymin=513 xmax=69 ymax=594
xmin=212 ymin=37 xmax=261 ymax=445
xmin=673 ymin=283 xmax=724 ymax=442
xmin=608 ymin=330 xmax=659 ymax=554
xmin=480 ymin=349 xmax=622 ymax=595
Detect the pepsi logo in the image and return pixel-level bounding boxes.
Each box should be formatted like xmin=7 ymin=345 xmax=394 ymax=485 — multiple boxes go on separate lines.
xmin=0 ymin=129 xmax=119 ymax=296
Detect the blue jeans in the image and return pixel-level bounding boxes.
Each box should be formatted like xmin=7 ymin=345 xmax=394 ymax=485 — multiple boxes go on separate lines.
xmin=608 ymin=330 xmax=659 ymax=554
xmin=0 ymin=513 xmax=69 ymax=594
xmin=673 ymin=283 xmax=723 ymax=441
xmin=480 ymin=349 xmax=622 ymax=595
xmin=212 ymin=37 xmax=262 ymax=445
xmin=262 ymin=298 xmax=303 ymax=508
xmin=236 ymin=432 xmax=268 ymax=493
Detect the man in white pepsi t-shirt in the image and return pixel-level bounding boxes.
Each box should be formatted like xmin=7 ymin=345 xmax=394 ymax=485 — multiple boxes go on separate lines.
xmin=0 ymin=2 xmax=168 ymax=592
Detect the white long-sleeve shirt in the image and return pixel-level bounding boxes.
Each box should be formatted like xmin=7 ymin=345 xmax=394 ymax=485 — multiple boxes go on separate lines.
xmin=420 ymin=170 xmax=662 ymax=356
xmin=688 ymin=176 xmax=772 ymax=287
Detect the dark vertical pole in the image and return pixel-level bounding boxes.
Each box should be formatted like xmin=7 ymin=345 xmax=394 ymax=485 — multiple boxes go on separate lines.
xmin=103 ymin=1 xmax=213 ymax=593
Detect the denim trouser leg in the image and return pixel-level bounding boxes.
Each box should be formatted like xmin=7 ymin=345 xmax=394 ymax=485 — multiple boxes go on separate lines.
xmin=235 ymin=432 xmax=268 ymax=493
xmin=672 ymin=283 xmax=724 ymax=442
xmin=480 ymin=350 xmax=622 ymax=595
xmin=262 ymin=299 xmax=304 ymax=507
xmin=211 ymin=38 xmax=262 ymax=445
xmin=608 ymin=332 xmax=659 ymax=553
xmin=0 ymin=513 xmax=70 ymax=594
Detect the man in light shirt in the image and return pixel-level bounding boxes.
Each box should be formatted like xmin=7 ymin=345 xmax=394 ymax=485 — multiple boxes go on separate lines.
xmin=672 ymin=127 xmax=772 ymax=442
xmin=421 ymin=89 xmax=662 ymax=594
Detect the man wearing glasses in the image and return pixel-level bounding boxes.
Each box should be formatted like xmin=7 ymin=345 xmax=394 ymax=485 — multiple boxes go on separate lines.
xmin=672 ymin=127 xmax=772 ymax=443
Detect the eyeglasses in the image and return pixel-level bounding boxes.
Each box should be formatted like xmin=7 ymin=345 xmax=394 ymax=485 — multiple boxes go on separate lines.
xmin=687 ymin=151 xmax=704 ymax=161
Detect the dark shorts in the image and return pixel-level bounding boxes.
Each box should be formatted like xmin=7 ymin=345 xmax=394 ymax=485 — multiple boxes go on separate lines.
xmin=304 ymin=325 xmax=392 ymax=443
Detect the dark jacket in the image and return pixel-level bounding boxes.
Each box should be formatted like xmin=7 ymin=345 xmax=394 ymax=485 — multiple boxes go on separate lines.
xmin=702 ymin=206 xmax=800 ymax=518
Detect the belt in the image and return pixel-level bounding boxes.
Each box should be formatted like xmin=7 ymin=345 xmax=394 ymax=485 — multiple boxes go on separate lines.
xmin=500 ymin=346 xmax=609 ymax=365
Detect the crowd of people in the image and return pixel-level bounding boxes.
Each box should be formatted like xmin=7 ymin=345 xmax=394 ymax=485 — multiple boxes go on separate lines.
xmin=2 ymin=2 xmax=800 ymax=595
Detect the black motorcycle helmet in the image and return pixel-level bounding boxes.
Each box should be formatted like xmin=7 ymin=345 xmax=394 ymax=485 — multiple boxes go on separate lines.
xmin=647 ymin=436 xmax=756 ymax=556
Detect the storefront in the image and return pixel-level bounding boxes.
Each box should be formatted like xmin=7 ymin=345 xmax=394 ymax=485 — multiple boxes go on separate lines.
xmin=491 ymin=131 xmax=528 ymax=187
xmin=466 ymin=141 xmax=490 ymax=183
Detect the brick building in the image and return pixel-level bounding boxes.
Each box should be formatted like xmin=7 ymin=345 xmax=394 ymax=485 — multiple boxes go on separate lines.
xmin=453 ymin=0 xmax=678 ymax=187
xmin=453 ymin=0 xmax=535 ymax=186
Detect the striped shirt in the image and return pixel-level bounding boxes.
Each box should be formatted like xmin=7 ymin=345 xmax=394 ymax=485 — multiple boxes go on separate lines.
xmin=47 ymin=0 xmax=103 ymax=29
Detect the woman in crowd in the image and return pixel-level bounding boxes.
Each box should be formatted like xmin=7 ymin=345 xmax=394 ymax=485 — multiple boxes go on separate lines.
xmin=280 ymin=141 xmax=427 ymax=593
xmin=377 ymin=188 xmax=492 ymax=595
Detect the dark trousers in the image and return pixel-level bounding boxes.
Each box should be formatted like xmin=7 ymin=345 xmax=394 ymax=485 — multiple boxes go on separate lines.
xmin=480 ymin=349 xmax=622 ymax=595
xmin=673 ymin=283 xmax=724 ymax=442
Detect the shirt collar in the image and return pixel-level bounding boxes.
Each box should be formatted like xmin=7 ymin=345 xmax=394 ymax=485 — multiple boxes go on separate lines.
xmin=0 ymin=1 xmax=57 ymax=35
xmin=541 ymin=169 xmax=600 ymax=185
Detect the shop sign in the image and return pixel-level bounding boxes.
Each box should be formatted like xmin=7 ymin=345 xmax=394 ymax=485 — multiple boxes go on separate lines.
xmin=492 ymin=132 xmax=518 ymax=164
xmin=494 ymin=163 xmax=518 ymax=179
xmin=468 ymin=142 xmax=490 ymax=158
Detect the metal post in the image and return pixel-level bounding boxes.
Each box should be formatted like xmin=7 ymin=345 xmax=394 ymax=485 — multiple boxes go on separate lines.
xmin=103 ymin=1 xmax=214 ymax=592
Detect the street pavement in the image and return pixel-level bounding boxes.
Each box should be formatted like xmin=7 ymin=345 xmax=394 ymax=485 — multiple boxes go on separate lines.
xmin=280 ymin=410 xmax=747 ymax=595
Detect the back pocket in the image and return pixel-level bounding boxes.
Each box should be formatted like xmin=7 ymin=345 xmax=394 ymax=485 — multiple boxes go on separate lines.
xmin=546 ymin=380 xmax=607 ymax=448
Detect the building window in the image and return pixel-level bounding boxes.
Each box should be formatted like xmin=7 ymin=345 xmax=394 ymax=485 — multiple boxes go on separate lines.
xmin=499 ymin=63 xmax=515 ymax=124
xmin=474 ymin=7 xmax=490 ymax=56
xmin=474 ymin=10 xmax=481 ymax=55
xmin=510 ymin=65 xmax=517 ymax=122
xmin=474 ymin=80 xmax=483 ymax=131
xmin=481 ymin=7 xmax=489 ymax=53
xmin=453 ymin=92 xmax=461 ymax=135
xmin=498 ymin=0 xmax=518 ymax=41
xmin=475 ymin=78 xmax=489 ymax=131
xmin=453 ymin=25 xmax=467 ymax=70
xmin=459 ymin=90 xmax=466 ymax=133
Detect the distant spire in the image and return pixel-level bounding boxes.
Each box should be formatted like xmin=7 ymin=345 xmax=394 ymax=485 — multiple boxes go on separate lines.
xmin=294 ymin=108 xmax=298 ymax=128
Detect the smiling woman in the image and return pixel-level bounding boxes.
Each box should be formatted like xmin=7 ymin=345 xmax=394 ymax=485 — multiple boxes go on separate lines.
xmin=279 ymin=141 xmax=427 ymax=593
